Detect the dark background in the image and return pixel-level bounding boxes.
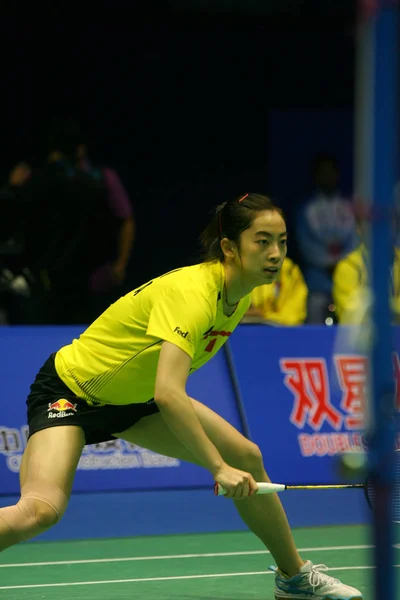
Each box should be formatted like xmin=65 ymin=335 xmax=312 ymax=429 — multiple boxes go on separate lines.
xmin=1 ymin=1 xmax=357 ymax=288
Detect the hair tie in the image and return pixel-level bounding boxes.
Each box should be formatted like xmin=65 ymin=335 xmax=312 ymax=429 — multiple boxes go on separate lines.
xmin=238 ymin=193 xmax=249 ymax=203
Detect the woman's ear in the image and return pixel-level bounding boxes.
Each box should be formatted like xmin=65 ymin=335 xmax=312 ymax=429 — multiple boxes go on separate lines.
xmin=220 ymin=237 xmax=237 ymax=260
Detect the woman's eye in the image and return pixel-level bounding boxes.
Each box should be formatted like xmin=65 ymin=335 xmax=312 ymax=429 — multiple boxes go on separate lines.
xmin=257 ymin=239 xmax=287 ymax=247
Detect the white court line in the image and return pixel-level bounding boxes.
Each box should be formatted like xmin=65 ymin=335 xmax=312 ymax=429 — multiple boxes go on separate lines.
xmin=0 ymin=565 xmax=399 ymax=591
xmin=0 ymin=544 xmax=375 ymax=568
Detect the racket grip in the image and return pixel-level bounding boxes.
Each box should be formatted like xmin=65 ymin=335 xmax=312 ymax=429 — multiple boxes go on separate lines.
xmin=214 ymin=482 xmax=286 ymax=496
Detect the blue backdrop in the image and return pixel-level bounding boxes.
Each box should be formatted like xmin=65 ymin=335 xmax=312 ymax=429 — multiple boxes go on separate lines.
xmin=1 ymin=325 xmax=399 ymax=497
xmin=230 ymin=325 xmax=400 ymax=485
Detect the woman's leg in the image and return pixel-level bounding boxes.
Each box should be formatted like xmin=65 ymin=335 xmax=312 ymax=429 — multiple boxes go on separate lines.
xmin=114 ymin=398 xmax=303 ymax=577
xmin=0 ymin=426 xmax=85 ymax=551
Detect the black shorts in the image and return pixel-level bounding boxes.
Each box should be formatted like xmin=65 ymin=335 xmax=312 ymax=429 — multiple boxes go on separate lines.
xmin=26 ymin=354 xmax=160 ymax=446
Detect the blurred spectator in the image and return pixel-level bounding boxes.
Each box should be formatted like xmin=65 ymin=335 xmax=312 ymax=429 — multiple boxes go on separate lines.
xmin=0 ymin=117 xmax=136 ymax=324
xmin=244 ymin=257 xmax=308 ymax=326
xmin=333 ymin=244 xmax=400 ymax=325
xmin=0 ymin=162 xmax=32 ymax=323
xmin=0 ymin=117 xmax=111 ymax=324
xmin=333 ymin=205 xmax=400 ymax=325
xmin=0 ymin=161 xmax=31 ymax=255
xmin=75 ymin=141 xmax=135 ymax=318
xmin=296 ymin=153 xmax=357 ymax=323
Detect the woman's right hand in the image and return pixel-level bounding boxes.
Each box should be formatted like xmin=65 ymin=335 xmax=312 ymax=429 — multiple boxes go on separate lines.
xmin=214 ymin=463 xmax=258 ymax=499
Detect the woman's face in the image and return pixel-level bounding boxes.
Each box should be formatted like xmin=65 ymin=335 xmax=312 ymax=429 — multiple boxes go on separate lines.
xmin=236 ymin=210 xmax=287 ymax=286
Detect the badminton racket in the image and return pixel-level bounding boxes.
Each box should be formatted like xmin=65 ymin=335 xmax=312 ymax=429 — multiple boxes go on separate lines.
xmin=214 ymin=449 xmax=400 ymax=523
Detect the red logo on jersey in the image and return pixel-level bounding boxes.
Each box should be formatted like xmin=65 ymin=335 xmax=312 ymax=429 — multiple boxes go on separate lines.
xmin=203 ymin=329 xmax=231 ymax=352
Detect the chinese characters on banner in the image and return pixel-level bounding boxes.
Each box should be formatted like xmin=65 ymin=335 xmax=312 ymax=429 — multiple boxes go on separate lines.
xmin=280 ymin=354 xmax=400 ymax=457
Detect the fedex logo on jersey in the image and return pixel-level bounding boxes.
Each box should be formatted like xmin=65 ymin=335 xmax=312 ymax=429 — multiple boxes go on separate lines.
xmin=280 ymin=353 xmax=400 ymax=457
xmin=174 ymin=326 xmax=190 ymax=339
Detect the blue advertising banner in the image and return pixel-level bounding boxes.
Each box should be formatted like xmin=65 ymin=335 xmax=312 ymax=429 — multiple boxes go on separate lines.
xmin=1 ymin=327 xmax=243 ymax=495
xmin=229 ymin=325 xmax=400 ymax=485
xmin=3 ymin=325 xmax=399 ymax=497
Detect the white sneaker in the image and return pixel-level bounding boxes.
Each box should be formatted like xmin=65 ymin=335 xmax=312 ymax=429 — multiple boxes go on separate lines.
xmin=272 ymin=560 xmax=363 ymax=599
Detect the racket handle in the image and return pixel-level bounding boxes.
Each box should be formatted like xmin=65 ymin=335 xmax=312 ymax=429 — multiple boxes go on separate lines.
xmin=214 ymin=482 xmax=286 ymax=496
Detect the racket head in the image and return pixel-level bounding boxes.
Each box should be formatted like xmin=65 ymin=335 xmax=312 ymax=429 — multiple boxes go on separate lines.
xmin=364 ymin=449 xmax=400 ymax=523
xmin=330 ymin=286 xmax=373 ymax=435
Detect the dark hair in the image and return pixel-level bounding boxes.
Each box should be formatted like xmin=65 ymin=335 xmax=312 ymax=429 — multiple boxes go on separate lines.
xmin=312 ymin=152 xmax=339 ymax=175
xmin=200 ymin=193 xmax=285 ymax=262
xmin=41 ymin=116 xmax=85 ymax=158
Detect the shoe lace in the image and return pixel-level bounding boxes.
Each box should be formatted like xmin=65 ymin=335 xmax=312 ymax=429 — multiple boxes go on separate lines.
xmin=308 ymin=564 xmax=340 ymax=589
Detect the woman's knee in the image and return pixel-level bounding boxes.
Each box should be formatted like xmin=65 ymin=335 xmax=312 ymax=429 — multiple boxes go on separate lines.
xmin=30 ymin=498 xmax=61 ymax=529
xmin=0 ymin=485 xmax=68 ymax=547
xmin=232 ymin=441 xmax=265 ymax=475
xmin=21 ymin=482 xmax=69 ymax=530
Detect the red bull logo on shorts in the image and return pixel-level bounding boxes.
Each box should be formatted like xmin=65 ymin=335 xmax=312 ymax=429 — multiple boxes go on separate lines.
xmin=47 ymin=399 xmax=78 ymax=419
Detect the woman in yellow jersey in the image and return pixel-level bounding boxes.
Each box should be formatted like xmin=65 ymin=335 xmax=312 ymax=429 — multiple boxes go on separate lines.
xmin=0 ymin=193 xmax=362 ymax=599
xmin=333 ymin=244 xmax=400 ymax=324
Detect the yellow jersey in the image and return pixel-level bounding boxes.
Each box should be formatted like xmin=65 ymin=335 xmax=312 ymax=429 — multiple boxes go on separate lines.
xmin=333 ymin=245 xmax=400 ymax=324
xmin=55 ymin=261 xmax=251 ymax=406
xmin=249 ymin=258 xmax=308 ymax=325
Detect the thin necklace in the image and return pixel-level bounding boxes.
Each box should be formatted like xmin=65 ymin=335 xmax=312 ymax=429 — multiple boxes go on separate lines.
xmin=224 ymin=281 xmax=238 ymax=308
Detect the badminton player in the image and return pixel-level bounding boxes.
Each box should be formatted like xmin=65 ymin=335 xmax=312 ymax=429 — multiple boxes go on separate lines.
xmin=0 ymin=193 xmax=362 ymax=599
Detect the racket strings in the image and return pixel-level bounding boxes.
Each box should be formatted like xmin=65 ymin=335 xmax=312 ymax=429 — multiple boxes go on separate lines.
xmin=395 ymin=448 xmax=400 ymax=523
xmin=365 ymin=450 xmax=400 ymax=523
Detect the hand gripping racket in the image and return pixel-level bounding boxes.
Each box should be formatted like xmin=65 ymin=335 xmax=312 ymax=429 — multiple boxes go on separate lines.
xmin=214 ymin=450 xmax=400 ymax=523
